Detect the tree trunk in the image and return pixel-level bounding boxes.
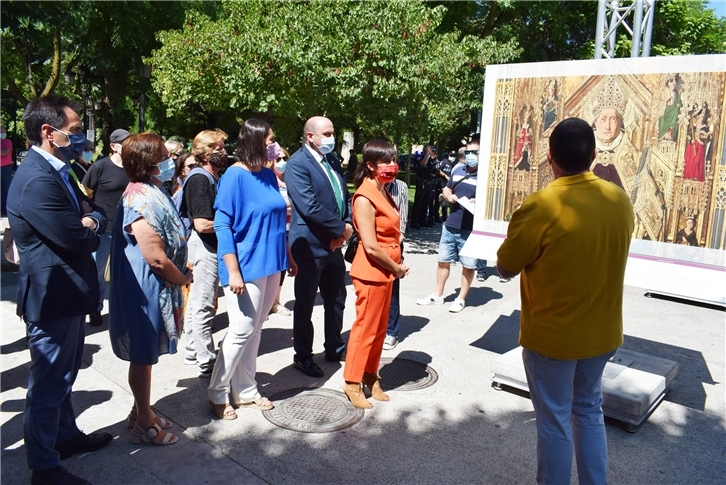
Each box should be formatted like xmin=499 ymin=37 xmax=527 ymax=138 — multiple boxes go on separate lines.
xmin=40 ymin=27 xmax=61 ymax=97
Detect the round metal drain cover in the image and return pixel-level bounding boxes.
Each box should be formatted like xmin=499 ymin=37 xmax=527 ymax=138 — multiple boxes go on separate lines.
xmin=262 ymin=388 xmax=364 ymax=433
xmin=378 ymin=357 xmax=438 ymax=391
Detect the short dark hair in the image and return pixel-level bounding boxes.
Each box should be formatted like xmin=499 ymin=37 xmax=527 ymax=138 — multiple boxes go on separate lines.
xmin=23 ymin=95 xmax=77 ymax=146
xmin=549 ymin=118 xmax=595 ymax=173
xmin=235 ymin=119 xmax=271 ymax=168
xmin=353 ymin=140 xmax=397 ymax=188
xmin=122 ymin=132 xmax=165 ymax=182
xmin=169 ymin=152 xmax=193 ymax=194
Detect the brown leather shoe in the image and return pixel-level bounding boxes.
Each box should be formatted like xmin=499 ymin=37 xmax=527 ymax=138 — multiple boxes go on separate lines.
xmin=88 ymin=311 xmax=103 ymax=326
xmin=31 ymin=465 xmax=91 ymax=485
xmin=54 ymin=431 xmax=112 ymax=460
xmin=362 ymin=373 xmax=390 ymax=401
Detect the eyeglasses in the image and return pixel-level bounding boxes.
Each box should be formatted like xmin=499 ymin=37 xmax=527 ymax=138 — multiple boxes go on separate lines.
xmin=184 ymin=163 xmax=198 ymax=170
xmin=171 ymin=152 xmax=183 ymax=159
xmin=464 ymin=150 xmax=479 ymax=155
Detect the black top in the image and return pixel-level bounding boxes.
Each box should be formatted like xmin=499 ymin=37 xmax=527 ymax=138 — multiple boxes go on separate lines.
xmin=184 ymin=172 xmax=218 ymax=248
xmin=82 ymin=157 xmax=130 ymax=234
xmin=415 ymin=156 xmax=439 ymax=182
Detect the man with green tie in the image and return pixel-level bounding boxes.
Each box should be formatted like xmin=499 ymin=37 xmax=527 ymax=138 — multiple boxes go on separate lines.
xmin=286 ymin=116 xmax=353 ymax=378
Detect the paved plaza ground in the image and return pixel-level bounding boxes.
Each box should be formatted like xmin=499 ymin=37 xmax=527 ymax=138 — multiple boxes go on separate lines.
xmin=1 ymin=222 xmax=724 ymax=484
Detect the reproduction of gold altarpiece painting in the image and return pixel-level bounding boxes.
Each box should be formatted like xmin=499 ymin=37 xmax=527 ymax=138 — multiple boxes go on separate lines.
xmin=463 ymin=55 xmax=726 ymax=304
xmin=485 ymin=68 xmax=724 ymax=249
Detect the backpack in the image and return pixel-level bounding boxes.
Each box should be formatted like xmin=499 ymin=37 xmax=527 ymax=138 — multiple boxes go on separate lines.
xmin=176 ymin=167 xmax=217 ymax=238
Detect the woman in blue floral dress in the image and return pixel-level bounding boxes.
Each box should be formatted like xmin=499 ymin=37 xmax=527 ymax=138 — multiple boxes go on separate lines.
xmin=109 ymin=133 xmax=193 ymax=446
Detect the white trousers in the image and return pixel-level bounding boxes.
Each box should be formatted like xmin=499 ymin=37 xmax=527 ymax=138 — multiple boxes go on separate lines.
xmin=207 ymin=273 xmax=279 ymax=405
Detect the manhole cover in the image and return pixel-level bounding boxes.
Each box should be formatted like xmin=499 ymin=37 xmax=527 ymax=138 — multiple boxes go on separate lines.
xmin=378 ymin=357 xmax=438 ymax=391
xmin=262 ymin=388 xmax=364 ymax=433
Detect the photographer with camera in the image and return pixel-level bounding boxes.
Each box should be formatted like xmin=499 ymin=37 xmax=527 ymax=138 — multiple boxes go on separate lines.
xmin=410 ymin=145 xmax=439 ymax=229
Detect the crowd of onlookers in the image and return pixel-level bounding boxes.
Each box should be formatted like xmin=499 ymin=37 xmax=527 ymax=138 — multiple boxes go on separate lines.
xmin=7 ymin=95 xmax=632 ymax=485
xmin=7 ymin=96 xmax=487 ymax=484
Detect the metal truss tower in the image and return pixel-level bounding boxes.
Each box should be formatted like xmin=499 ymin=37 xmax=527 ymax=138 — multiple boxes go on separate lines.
xmin=594 ymin=0 xmax=656 ymax=58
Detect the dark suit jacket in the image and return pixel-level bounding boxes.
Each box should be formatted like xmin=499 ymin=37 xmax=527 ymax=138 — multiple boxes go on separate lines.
xmin=7 ymin=147 xmax=107 ymax=322
xmin=286 ymin=146 xmax=350 ymax=259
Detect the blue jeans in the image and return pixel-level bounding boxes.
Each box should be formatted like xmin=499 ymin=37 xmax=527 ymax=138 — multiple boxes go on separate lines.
xmin=522 ymin=347 xmax=616 ymax=485
xmin=437 ymin=225 xmax=477 ymax=269
xmin=92 ymin=233 xmax=112 ymax=311
xmin=386 ymin=277 xmax=400 ymax=337
xmin=1 ymin=164 xmax=12 ymax=215
xmin=24 ymin=316 xmax=85 ymax=471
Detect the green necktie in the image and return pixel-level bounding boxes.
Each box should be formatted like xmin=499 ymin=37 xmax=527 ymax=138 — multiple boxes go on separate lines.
xmin=322 ymin=158 xmax=345 ymax=218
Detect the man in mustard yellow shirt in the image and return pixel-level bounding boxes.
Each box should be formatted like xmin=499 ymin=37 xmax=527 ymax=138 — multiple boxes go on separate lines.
xmin=497 ymin=118 xmax=634 ymax=485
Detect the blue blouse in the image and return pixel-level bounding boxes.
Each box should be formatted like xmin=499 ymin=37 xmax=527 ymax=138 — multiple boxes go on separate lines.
xmin=214 ymin=166 xmax=288 ymax=286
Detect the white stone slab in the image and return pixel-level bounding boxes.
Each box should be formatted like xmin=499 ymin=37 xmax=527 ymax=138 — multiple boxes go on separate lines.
xmin=491 ymin=347 xmax=678 ymax=427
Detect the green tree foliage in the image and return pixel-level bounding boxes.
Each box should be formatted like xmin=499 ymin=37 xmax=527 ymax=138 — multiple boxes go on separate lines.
xmin=651 ymin=0 xmax=726 ymax=55
xmin=434 ymin=0 xmax=598 ymax=62
xmin=1 ymin=1 xmax=217 ymax=143
xmin=436 ymin=1 xmax=725 ymax=61
xmin=150 ymin=0 xmax=519 ymax=146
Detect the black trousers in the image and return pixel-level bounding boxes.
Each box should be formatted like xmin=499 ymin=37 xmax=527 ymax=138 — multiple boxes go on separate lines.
xmin=411 ymin=180 xmax=434 ymax=226
xmin=292 ymin=250 xmax=347 ymax=361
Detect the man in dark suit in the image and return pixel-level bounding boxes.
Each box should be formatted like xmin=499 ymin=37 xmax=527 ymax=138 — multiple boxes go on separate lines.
xmin=286 ymin=116 xmax=353 ymax=377
xmin=7 ymin=95 xmax=112 ymax=485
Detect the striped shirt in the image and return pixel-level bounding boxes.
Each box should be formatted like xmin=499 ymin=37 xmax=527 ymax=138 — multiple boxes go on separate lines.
xmin=386 ymin=179 xmax=409 ymax=234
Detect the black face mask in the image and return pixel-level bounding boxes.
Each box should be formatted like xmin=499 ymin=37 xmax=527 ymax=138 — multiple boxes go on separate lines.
xmin=208 ymin=150 xmax=228 ymax=169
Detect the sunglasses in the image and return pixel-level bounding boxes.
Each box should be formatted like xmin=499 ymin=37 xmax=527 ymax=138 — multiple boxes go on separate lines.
xmin=464 ymin=150 xmax=479 ymax=155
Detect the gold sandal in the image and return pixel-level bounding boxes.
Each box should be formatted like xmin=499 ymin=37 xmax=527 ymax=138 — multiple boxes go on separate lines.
xmin=362 ymin=373 xmax=390 ymax=401
xmin=209 ymin=400 xmax=237 ymax=420
xmin=343 ymin=382 xmax=373 ymax=409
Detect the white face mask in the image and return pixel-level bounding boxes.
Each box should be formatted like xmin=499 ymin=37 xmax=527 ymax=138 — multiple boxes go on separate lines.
xmin=155 ymin=157 xmax=176 ymax=183
xmin=316 ymin=135 xmax=335 ymax=155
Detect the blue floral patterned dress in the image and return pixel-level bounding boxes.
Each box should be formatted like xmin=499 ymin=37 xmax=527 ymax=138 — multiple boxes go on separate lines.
xmin=109 ymin=181 xmax=187 ymax=364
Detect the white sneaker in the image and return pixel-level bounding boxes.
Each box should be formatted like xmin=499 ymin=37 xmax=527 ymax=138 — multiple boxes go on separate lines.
xmin=417 ymin=294 xmax=444 ymax=305
xmin=382 ymin=335 xmax=398 ymax=350
xmin=448 ymin=299 xmax=465 ymax=313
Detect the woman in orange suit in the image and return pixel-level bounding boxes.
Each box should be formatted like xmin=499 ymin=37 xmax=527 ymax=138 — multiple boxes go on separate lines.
xmin=343 ymin=140 xmax=410 ymax=409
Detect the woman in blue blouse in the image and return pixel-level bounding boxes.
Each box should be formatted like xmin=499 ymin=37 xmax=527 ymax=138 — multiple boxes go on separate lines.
xmin=207 ymin=119 xmax=297 ymax=420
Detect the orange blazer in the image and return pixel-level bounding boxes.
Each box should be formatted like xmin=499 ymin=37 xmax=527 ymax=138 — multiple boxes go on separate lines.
xmin=349 ymin=180 xmax=401 ymax=283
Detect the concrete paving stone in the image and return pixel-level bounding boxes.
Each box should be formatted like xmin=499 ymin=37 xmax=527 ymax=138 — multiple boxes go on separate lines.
xmin=2 ymin=228 xmax=724 ymax=484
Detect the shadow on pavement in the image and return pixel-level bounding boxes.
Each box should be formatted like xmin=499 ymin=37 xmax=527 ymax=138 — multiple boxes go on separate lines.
xmin=470 ymin=310 xmax=521 ymax=355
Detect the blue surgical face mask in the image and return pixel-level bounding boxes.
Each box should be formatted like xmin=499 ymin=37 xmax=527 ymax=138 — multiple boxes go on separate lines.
xmin=80 ymin=151 xmax=94 ymax=162
xmin=155 ymin=157 xmax=176 ymax=183
xmin=317 ymin=135 xmax=335 ymax=155
xmin=275 ymin=159 xmax=287 ymax=173
xmin=52 ymin=128 xmax=87 ymax=161
xmin=465 ymin=153 xmax=479 ymax=168
xmin=0 ymin=133 xmax=6 ymax=140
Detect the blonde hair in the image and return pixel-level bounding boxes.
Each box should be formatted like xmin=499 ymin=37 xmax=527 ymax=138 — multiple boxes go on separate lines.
xmin=191 ymin=129 xmax=227 ymax=163
xmin=165 ymin=139 xmax=183 ymax=154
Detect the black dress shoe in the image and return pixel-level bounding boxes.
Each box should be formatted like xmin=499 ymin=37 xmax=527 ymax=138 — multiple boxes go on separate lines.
xmin=324 ymin=350 xmax=346 ymax=362
xmin=87 ymin=311 xmax=103 ymax=326
xmin=292 ymin=359 xmax=324 ymax=378
xmin=54 ymin=431 xmax=112 ymax=460
xmin=31 ymin=465 xmax=91 ymax=485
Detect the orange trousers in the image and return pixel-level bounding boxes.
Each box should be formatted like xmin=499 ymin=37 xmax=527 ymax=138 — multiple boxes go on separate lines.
xmin=343 ymin=277 xmax=393 ymax=383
